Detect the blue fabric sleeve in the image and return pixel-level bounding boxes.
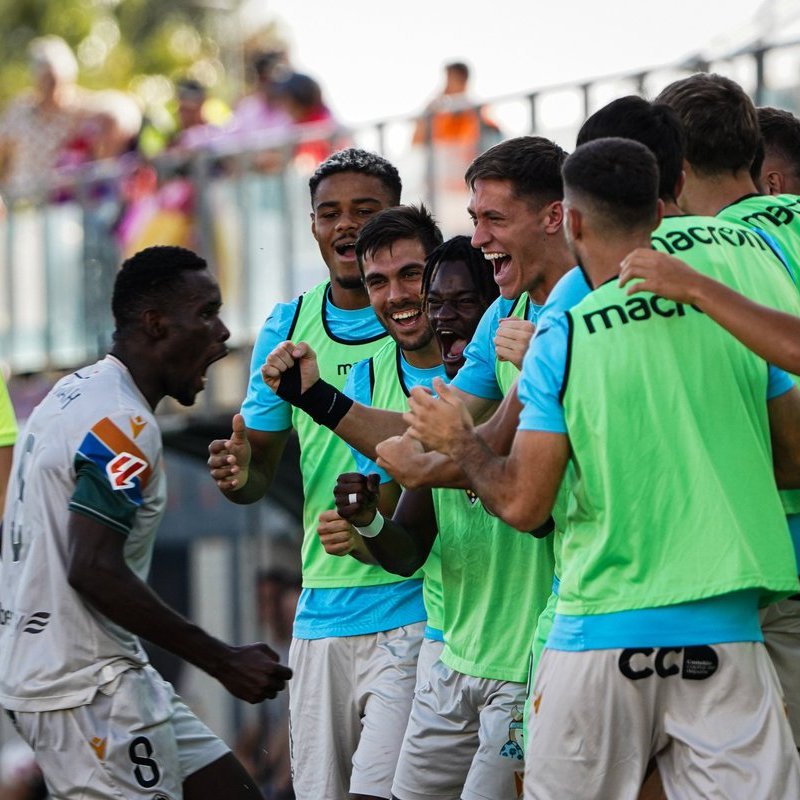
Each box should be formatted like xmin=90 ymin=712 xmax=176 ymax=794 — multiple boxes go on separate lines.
xmin=240 ymin=299 xmax=300 ymax=432
xmin=517 ymin=312 xmax=570 ymax=433
xmin=768 ymin=365 xmax=795 ymax=400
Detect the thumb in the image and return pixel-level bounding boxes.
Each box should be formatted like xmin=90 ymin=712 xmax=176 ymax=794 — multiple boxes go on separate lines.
xmin=433 ymin=376 xmax=452 ymax=400
xmin=294 ymin=341 xmax=312 ymax=360
xmin=231 ymin=413 xmax=247 ymax=442
xmin=367 ymin=473 xmax=381 ymax=494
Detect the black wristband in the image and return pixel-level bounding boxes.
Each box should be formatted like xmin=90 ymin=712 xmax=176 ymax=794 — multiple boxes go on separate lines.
xmin=277 ymin=362 xmax=353 ymax=429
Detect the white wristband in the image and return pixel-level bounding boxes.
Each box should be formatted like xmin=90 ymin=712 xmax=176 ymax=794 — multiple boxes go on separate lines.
xmin=354 ymin=510 xmax=385 ymax=539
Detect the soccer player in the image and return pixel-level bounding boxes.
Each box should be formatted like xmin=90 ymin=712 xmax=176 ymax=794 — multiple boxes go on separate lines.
xmin=656 ymin=73 xmax=800 ymax=286
xmin=0 ymin=372 xmax=17 ymax=513
xmin=330 ymin=239 xmax=554 ymax=798
xmin=207 ymin=149 xmax=422 ymax=800
xmin=0 ymin=246 xmax=292 ymax=800
xmin=405 ymin=137 xmax=800 ymax=799
xmin=756 ymin=106 xmax=800 ymax=196
xmin=265 ymin=204 xmax=448 ymax=686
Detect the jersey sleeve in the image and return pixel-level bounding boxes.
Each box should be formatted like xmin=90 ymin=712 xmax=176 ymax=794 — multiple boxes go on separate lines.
xmin=768 ymin=365 xmax=795 ymax=400
xmin=517 ymin=312 xmax=570 ymax=434
xmin=451 ymin=299 xmax=504 ymax=400
xmin=240 ymin=299 xmax=300 ymax=432
xmin=0 ymin=374 xmax=18 ymax=447
xmin=344 ymin=359 xmax=392 ymax=483
xmin=69 ymin=413 xmax=160 ymax=535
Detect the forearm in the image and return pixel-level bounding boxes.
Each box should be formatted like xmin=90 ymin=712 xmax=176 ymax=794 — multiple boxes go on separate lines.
xmin=403 ymin=450 xmax=469 ymax=489
xmin=71 ymin=562 xmax=231 ymax=678
xmin=363 ymin=517 xmax=430 ymax=576
xmin=691 ymin=274 xmax=800 ymax=373
xmin=334 ymin=405 xmax=407 ymax=461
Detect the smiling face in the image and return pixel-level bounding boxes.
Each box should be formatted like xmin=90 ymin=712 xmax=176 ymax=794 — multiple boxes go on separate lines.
xmin=362 ymin=237 xmax=435 ymax=357
xmin=425 ymin=259 xmax=488 ymax=378
xmin=468 ymin=177 xmax=551 ymax=300
xmin=160 ymin=270 xmax=230 ymax=406
xmin=311 ymin=172 xmax=397 ymax=290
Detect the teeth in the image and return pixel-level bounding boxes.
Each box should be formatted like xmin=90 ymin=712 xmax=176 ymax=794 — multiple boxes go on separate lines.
xmin=392 ymin=309 xmax=420 ymax=321
xmin=483 ymin=252 xmax=508 ymax=261
xmin=438 ymin=329 xmax=455 ymax=336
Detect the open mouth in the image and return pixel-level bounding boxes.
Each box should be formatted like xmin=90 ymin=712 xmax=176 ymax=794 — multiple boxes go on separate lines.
xmin=389 ymin=307 xmax=423 ymax=328
xmin=436 ymin=328 xmax=468 ymax=363
xmin=334 ymin=239 xmax=357 ymax=260
xmin=199 ymin=347 xmax=229 ymax=387
xmin=484 ymin=251 xmax=512 ymax=285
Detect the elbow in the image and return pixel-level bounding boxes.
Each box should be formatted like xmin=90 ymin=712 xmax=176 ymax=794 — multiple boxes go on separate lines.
xmin=500 ymin=496 xmax=552 ymax=534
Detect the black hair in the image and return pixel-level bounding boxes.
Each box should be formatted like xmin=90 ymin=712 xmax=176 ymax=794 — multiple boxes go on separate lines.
xmin=111 ymin=246 xmax=208 ymax=336
xmin=309 ymin=147 xmax=402 ymax=206
xmin=576 ymin=95 xmax=685 ymax=202
xmin=421 ymin=235 xmax=498 ymax=308
xmin=757 ymin=106 xmax=800 ymax=179
xmin=354 ymin=204 xmax=443 ymax=273
xmin=656 ymin=73 xmax=759 ymax=175
xmin=465 ymin=136 xmax=567 ymax=207
xmin=446 ymin=61 xmax=470 ymax=81
xmin=563 ymin=138 xmax=660 ymax=231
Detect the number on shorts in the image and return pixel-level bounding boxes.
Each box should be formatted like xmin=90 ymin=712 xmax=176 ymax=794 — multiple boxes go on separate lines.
xmin=129 ymin=736 xmax=161 ymax=788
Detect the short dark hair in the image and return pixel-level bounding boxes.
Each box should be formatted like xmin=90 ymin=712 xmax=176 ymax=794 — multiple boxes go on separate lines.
xmin=446 ymin=61 xmax=470 ymax=81
xmin=309 ymin=148 xmax=402 ymax=206
xmin=758 ymin=106 xmax=800 ymax=178
xmin=576 ymin=95 xmax=685 ymax=202
xmin=421 ymin=235 xmax=499 ymax=308
xmin=355 ymin=204 xmax=443 ymax=273
xmin=465 ymin=136 xmax=567 ymax=207
xmin=563 ymin=138 xmax=660 ymax=232
xmin=656 ymin=73 xmax=759 ymax=175
xmin=111 ymin=246 xmax=208 ymax=335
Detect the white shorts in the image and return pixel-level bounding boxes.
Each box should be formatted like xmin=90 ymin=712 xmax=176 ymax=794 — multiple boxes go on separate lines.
xmin=288 ymin=621 xmax=424 ymax=800
xmin=416 ymin=637 xmax=445 ymax=692
xmin=525 ymin=643 xmax=800 ymax=800
xmin=761 ymin=595 xmax=800 ymax=746
xmin=7 ymin=665 xmax=228 ymax=800
xmin=392 ymin=659 xmax=526 ymax=800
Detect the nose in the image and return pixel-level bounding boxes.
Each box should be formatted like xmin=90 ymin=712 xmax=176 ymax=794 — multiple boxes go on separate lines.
xmin=335 ymin=210 xmax=358 ymax=234
xmin=471 ymin=220 xmax=489 ymax=249
xmin=217 ymin=317 xmax=231 ymax=342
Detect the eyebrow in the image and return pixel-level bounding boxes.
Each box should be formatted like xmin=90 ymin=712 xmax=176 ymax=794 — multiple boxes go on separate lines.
xmin=315 ymin=197 xmax=384 ymax=211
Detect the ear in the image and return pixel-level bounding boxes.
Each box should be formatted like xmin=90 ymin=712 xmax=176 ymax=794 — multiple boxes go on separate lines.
xmin=542 ymin=200 xmax=564 ymax=234
xmin=142 ymin=308 xmax=168 ymax=341
xmin=765 ymin=170 xmax=785 ymax=196
xmin=654 ymin=198 xmax=665 ymax=229
xmin=310 ymin=211 xmax=318 ymax=241
xmin=566 ymin=205 xmax=582 ymax=242
xmin=674 ymin=171 xmax=686 ymax=202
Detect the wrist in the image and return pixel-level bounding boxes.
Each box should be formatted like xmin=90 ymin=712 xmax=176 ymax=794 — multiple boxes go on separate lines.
xmin=354 ymin=510 xmax=385 ymax=538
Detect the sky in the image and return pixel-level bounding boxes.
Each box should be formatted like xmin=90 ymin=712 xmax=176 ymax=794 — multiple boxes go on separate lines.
xmin=242 ymin=0 xmax=787 ymax=126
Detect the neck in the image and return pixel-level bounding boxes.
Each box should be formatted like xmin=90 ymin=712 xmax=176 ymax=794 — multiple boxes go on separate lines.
xmin=109 ymin=344 xmax=161 ymax=410
xmin=679 ymin=169 xmax=758 ymax=216
xmin=328 ymin=279 xmax=370 ymax=311
xmin=525 ymin=240 xmax=573 ymax=306
xmin=580 ymin=233 xmax=653 ymax=289
xmin=661 ymin=198 xmax=683 ymax=216
xmin=402 ymin=339 xmax=442 ymax=370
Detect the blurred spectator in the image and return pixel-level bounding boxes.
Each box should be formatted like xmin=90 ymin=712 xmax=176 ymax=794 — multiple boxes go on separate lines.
xmin=225 ymin=50 xmax=292 ymax=139
xmin=234 ymin=569 xmax=300 ymax=800
xmin=0 ymin=36 xmax=84 ymax=203
xmin=167 ymin=78 xmax=224 ymax=153
xmin=412 ymin=60 xmax=501 ymax=151
xmin=274 ymin=72 xmax=338 ymax=170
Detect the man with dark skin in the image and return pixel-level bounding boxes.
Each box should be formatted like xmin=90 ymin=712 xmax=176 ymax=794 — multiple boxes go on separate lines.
xmin=0 ymin=246 xmax=291 ymax=800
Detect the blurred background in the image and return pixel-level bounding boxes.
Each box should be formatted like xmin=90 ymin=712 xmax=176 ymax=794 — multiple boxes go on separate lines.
xmin=1 ymin=0 xmax=800 ymax=796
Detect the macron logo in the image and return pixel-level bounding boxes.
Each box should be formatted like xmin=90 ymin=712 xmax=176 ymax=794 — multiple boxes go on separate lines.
xmin=107 ymin=452 xmax=148 ymax=490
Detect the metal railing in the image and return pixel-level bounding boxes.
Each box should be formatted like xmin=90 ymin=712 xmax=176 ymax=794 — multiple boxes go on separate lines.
xmin=2 ymin=38 xmax=800 ymax=382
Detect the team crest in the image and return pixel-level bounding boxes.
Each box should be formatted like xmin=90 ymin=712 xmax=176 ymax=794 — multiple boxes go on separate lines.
xmin=464 ymin=488 xmax=479 ymax=505
xmin=499 ymin=704 xmax=524 ymax=761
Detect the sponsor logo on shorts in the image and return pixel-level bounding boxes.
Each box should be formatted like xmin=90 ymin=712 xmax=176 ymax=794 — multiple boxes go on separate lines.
xmin=618 ymin=646 xmax=718 ymax=681
xmin=89 ymin=737 xmax=107 ymax=760
xmin=22 ymin=611 xmax=50 ymax=634
xmin=0 ymin=604 xmax=13 ymax=626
